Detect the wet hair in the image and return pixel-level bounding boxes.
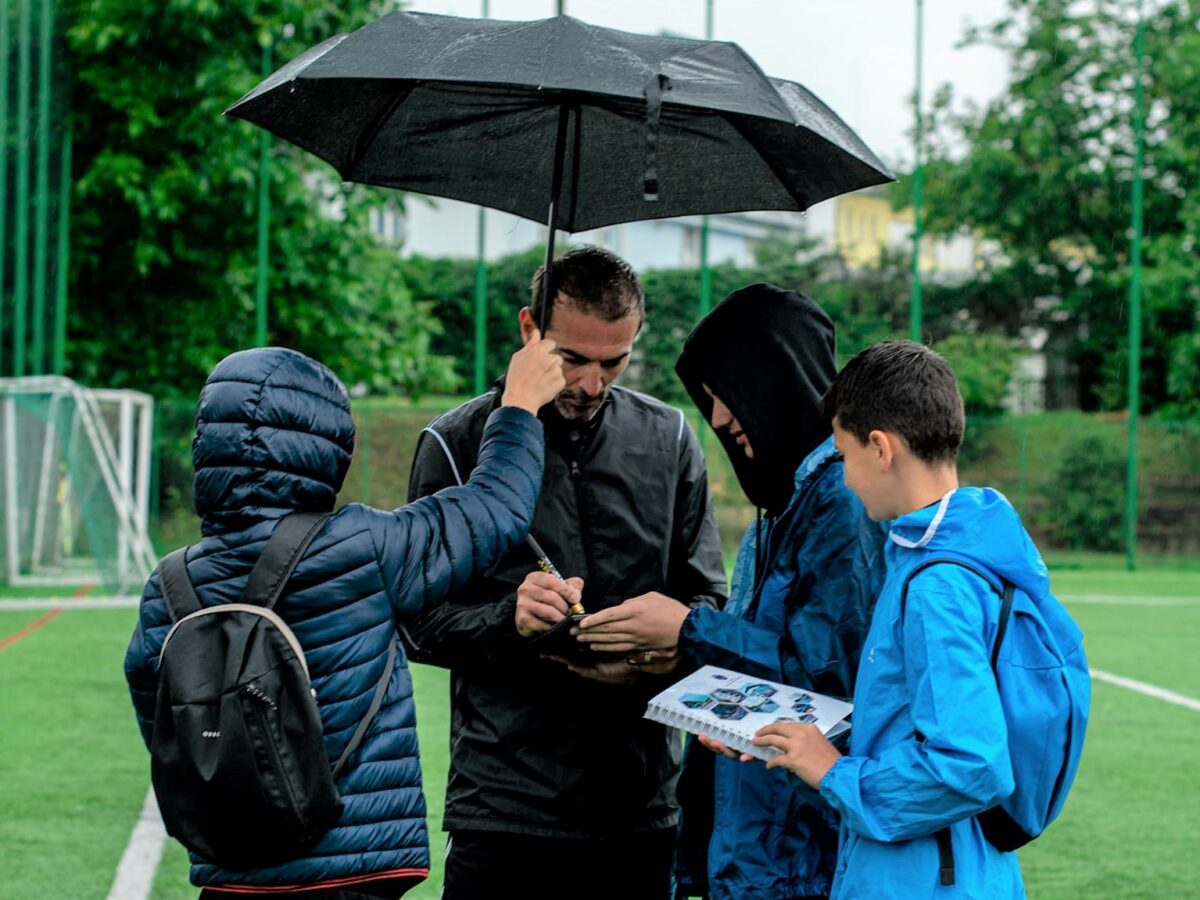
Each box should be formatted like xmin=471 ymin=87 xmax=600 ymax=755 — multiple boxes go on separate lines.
xmin=822 ymin=340 xmax=964 ymax=465
xmin=530 ymin=245 xmax=644 ymax=329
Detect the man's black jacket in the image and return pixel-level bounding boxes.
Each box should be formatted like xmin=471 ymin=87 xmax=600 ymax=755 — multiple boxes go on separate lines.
xmin=405 ymin=384 xmax=727 ymax=839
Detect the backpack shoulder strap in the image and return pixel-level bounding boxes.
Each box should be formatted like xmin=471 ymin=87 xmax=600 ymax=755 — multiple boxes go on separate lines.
xmin=330 ymin=635 xmax=399 ymax=780
xmin=159 ymin=548 xmax=201 ymax=623
xmin=901 ymin=555 xmax=1016 ymax=887
xmin=900 ymin=556 xmax=1002 ymax=612
xmin=241 ymin=512 xmax=333 ymax=611
xmin=900 ymin=556 xmax=1015 ymax=667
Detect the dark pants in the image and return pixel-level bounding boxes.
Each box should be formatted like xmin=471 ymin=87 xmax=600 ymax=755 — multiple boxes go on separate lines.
xmin=442 ymin=829 xmax=676 ymax=900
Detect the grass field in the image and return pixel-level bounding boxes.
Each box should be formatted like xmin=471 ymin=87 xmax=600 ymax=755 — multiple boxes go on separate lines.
xmin=0 ymin=564 xmax=1196 ymax=899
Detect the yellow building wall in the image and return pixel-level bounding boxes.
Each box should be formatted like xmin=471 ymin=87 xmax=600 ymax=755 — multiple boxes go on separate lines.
xmin=835 ymin=195 xmax=941 ymax=272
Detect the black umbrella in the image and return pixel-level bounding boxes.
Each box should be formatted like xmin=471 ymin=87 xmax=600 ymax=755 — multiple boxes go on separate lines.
xmin=227 ymin=11 xmax=893 ymax=328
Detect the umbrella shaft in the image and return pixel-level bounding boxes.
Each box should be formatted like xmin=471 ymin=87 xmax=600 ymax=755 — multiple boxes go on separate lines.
xmin=539 ymin=104 xmax=573 ymax=333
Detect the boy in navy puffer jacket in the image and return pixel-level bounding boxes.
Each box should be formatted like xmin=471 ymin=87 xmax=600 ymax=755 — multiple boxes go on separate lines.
xmin=125 ymin=336 xmax=566 ymax=898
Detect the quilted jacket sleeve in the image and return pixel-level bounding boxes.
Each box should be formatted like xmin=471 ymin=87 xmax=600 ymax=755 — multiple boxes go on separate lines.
xmin=371 ymin=405 xmax=544 ymax=622
xmin=125 ymin=569 xmax=171 ymax=750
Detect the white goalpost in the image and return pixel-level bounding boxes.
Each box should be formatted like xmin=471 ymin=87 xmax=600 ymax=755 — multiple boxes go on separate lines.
xmin=0 ymin=376 xmax=157 ymax=595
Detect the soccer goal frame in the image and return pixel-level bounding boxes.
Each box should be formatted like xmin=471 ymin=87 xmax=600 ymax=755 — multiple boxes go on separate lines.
xmin=0 ymin=376 xmax=157 ymax=594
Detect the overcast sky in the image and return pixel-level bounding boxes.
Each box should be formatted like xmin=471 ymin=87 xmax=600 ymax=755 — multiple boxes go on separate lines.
xmin=401 ymin=0 xmax=1014 ymax=168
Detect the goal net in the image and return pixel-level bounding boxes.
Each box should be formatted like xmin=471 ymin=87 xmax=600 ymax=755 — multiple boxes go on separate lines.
xmin=0 ymin=376 xmax=157 ymax=595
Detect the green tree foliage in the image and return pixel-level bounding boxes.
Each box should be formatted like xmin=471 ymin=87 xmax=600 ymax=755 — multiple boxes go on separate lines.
xmin=412 ymin=237 xmax=1015 ymax=412
xmin=1037 ymin=433 xmax=1125 ymax=551
xmin=901 ymin=0 xmax=1200 ymax=413
xmin=935 ymin=332 xmax=1016 ymax=415
xmin=400 ymin=247 xmax=544 ymax=391
xmin=63 ymin=0 xmax=456 ymax=398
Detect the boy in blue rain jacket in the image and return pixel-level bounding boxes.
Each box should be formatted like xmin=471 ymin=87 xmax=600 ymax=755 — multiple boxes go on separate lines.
xmin=753 ymin=340 xmax=1036 ymax=899
xmin=576 ymin=284 xmax=886 ymax=899
xmin=125 ymin=339 xmax=564 ymax=898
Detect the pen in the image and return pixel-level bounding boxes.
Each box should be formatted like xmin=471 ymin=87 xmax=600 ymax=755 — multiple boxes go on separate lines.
xmin=525 ymin=535 xmax=586 ymax=615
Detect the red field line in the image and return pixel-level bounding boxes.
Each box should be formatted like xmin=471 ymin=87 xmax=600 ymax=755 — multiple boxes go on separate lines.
xmin=0 ymin=608 xmax=64 ymax=653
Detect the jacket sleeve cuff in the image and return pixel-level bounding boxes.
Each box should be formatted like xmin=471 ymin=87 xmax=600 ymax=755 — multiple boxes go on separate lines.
xmin=677 ymin=605 xmax=710 ymax=657
xmin=818 ymin=754 xmax=859 ymax=816
xmin=484 ymin=404 xmax=544 ymax=439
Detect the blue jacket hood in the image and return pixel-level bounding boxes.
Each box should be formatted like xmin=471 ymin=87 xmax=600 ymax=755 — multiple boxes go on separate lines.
xmin=888 ymin=486 xmax=1049 ymax=599
xmin=193 ymin=347 xmax=355 ymax=535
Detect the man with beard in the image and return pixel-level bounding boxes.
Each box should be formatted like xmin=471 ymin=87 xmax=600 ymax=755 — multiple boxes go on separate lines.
xmin=404 ymin=246 xmax=727 ymax=900
xmin=577 ymin=284 xmax=886 ymax=900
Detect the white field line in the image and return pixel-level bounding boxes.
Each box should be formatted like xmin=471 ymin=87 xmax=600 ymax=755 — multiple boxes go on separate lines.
xmin=108 ymin=786 xmax=166 ymax=900
xmin=0 ymin=596 xmax=138 ymax=610
xmin=1062 ymin=594 xmax=1199 ymax=606
xmin=1091 ymin=669 xmax=1200 ymax=712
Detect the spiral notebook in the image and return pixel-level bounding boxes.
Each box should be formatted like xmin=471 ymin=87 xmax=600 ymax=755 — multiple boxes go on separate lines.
xmin=644 ymin=665 xmax=853 ymax=761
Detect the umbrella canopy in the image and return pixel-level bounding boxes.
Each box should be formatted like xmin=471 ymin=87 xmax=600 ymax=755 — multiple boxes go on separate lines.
xmin=227 ymin=11 xmax=894 ymax=234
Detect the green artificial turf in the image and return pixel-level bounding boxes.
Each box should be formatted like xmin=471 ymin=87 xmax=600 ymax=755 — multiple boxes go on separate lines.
xmin=2 ymin=565 xmax=1196 ymax=899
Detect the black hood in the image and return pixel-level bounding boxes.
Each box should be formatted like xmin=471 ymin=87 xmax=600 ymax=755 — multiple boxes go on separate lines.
xmin=675 ymin=283 xmax=836 ymax=515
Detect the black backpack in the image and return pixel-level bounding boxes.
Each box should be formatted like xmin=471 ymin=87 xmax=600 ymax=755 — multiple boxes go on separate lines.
xmin=151 ymin=512 xmax=398 ymax=871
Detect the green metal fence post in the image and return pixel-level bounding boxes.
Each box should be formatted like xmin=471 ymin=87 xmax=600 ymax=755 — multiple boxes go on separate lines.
xmin=474 ymin=209 xmax=488 ymax=393
xmin=53 ymin=127 xmax=70 ymax=376
xmin=32 ymin=0 xmax=52 ymax=373
xmin=909 ymin=0 xmax=924 ymax=344
xmin=1125 ymin=2 xmax=1146 ymax=572
xmin=14 ymin=0 xmax=32 ymax=376
xmin=255 ymin=37 xmax=272 ymax=347
xmin=1017 ymin=416 xmax=1029 ymax=518
xmin=474 ymin=0 xmax=490 ymax=395
xmin=696 ymin=0 xmax=714 ymax=449
xmin=359 ymin=408 xmax=371 ymax=506
xmin=698 ymin=0 xmax=714 ymax=329
xmin=0 ymin=0 xmax=9 ymax=375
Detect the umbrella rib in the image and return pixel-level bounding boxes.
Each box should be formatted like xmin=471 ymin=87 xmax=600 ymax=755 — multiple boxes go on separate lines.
xmin=724 ymin=114 xmax=814 ymax=212
xmin=344 ymin=85 xmax=417 ymax=179
xmin=567 ymin=103 xmax=583 ymax=230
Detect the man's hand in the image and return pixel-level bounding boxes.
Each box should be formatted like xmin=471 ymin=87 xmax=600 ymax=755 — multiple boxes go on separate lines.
xmin=562 ymin=656 xmax=642 ymax=685
xmin=515 ymin=572 xmax=584 ymax=638
xmin=501 ymin=329 xmax=565 ymax=414
xmin=631 ymin=647 xmax=681 ymax=676
xmin=574 ymin=591 xmax=690 ymax=652
xmin=755 ymin=722 xmax=842 ymax=789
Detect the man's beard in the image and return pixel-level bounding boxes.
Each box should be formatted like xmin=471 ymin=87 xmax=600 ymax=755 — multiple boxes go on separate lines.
xmin=553 ymin=387 xmax=608 ymax=421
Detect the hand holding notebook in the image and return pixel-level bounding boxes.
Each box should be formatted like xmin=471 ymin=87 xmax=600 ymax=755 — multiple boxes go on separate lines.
xmin=644 ymin=665 xmax=852 ymax=762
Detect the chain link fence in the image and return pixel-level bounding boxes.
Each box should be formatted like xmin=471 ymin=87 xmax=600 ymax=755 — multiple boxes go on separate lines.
xmin=150 ymin=397 xmax=1200 ymax=561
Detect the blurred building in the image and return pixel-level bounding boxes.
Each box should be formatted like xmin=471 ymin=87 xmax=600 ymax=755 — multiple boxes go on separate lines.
xmin=389 ymin=185 xmax=978 ymax=278
xmin=386 ymin=189 xmax=1046 ymax=411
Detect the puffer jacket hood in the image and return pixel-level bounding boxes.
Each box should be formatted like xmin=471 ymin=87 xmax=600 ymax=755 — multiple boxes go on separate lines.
xmin=887 ymin=486 xmax=1050 ymax=601
xmin=675 ymin=283 xmax=837 ymax=515
xmin=193 ymin=348 xmax=355 ymax=535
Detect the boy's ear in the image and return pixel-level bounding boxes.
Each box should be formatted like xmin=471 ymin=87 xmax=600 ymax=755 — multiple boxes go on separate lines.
xmin=517 ymin=307 xmax=537 ymax=346
xmin=868 ymin=429 xmax=897 ymax=472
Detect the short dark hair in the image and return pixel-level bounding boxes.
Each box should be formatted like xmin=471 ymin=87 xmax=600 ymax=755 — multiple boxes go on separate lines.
xmin=530 ymin=245 xmax=644 ymax=329
xmin=822 ymin=340 xmax=964 ymax=464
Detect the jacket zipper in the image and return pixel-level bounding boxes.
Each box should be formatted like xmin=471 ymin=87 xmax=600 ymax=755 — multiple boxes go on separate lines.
xmin=568 ymin=458 xmax=597 ymax=590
